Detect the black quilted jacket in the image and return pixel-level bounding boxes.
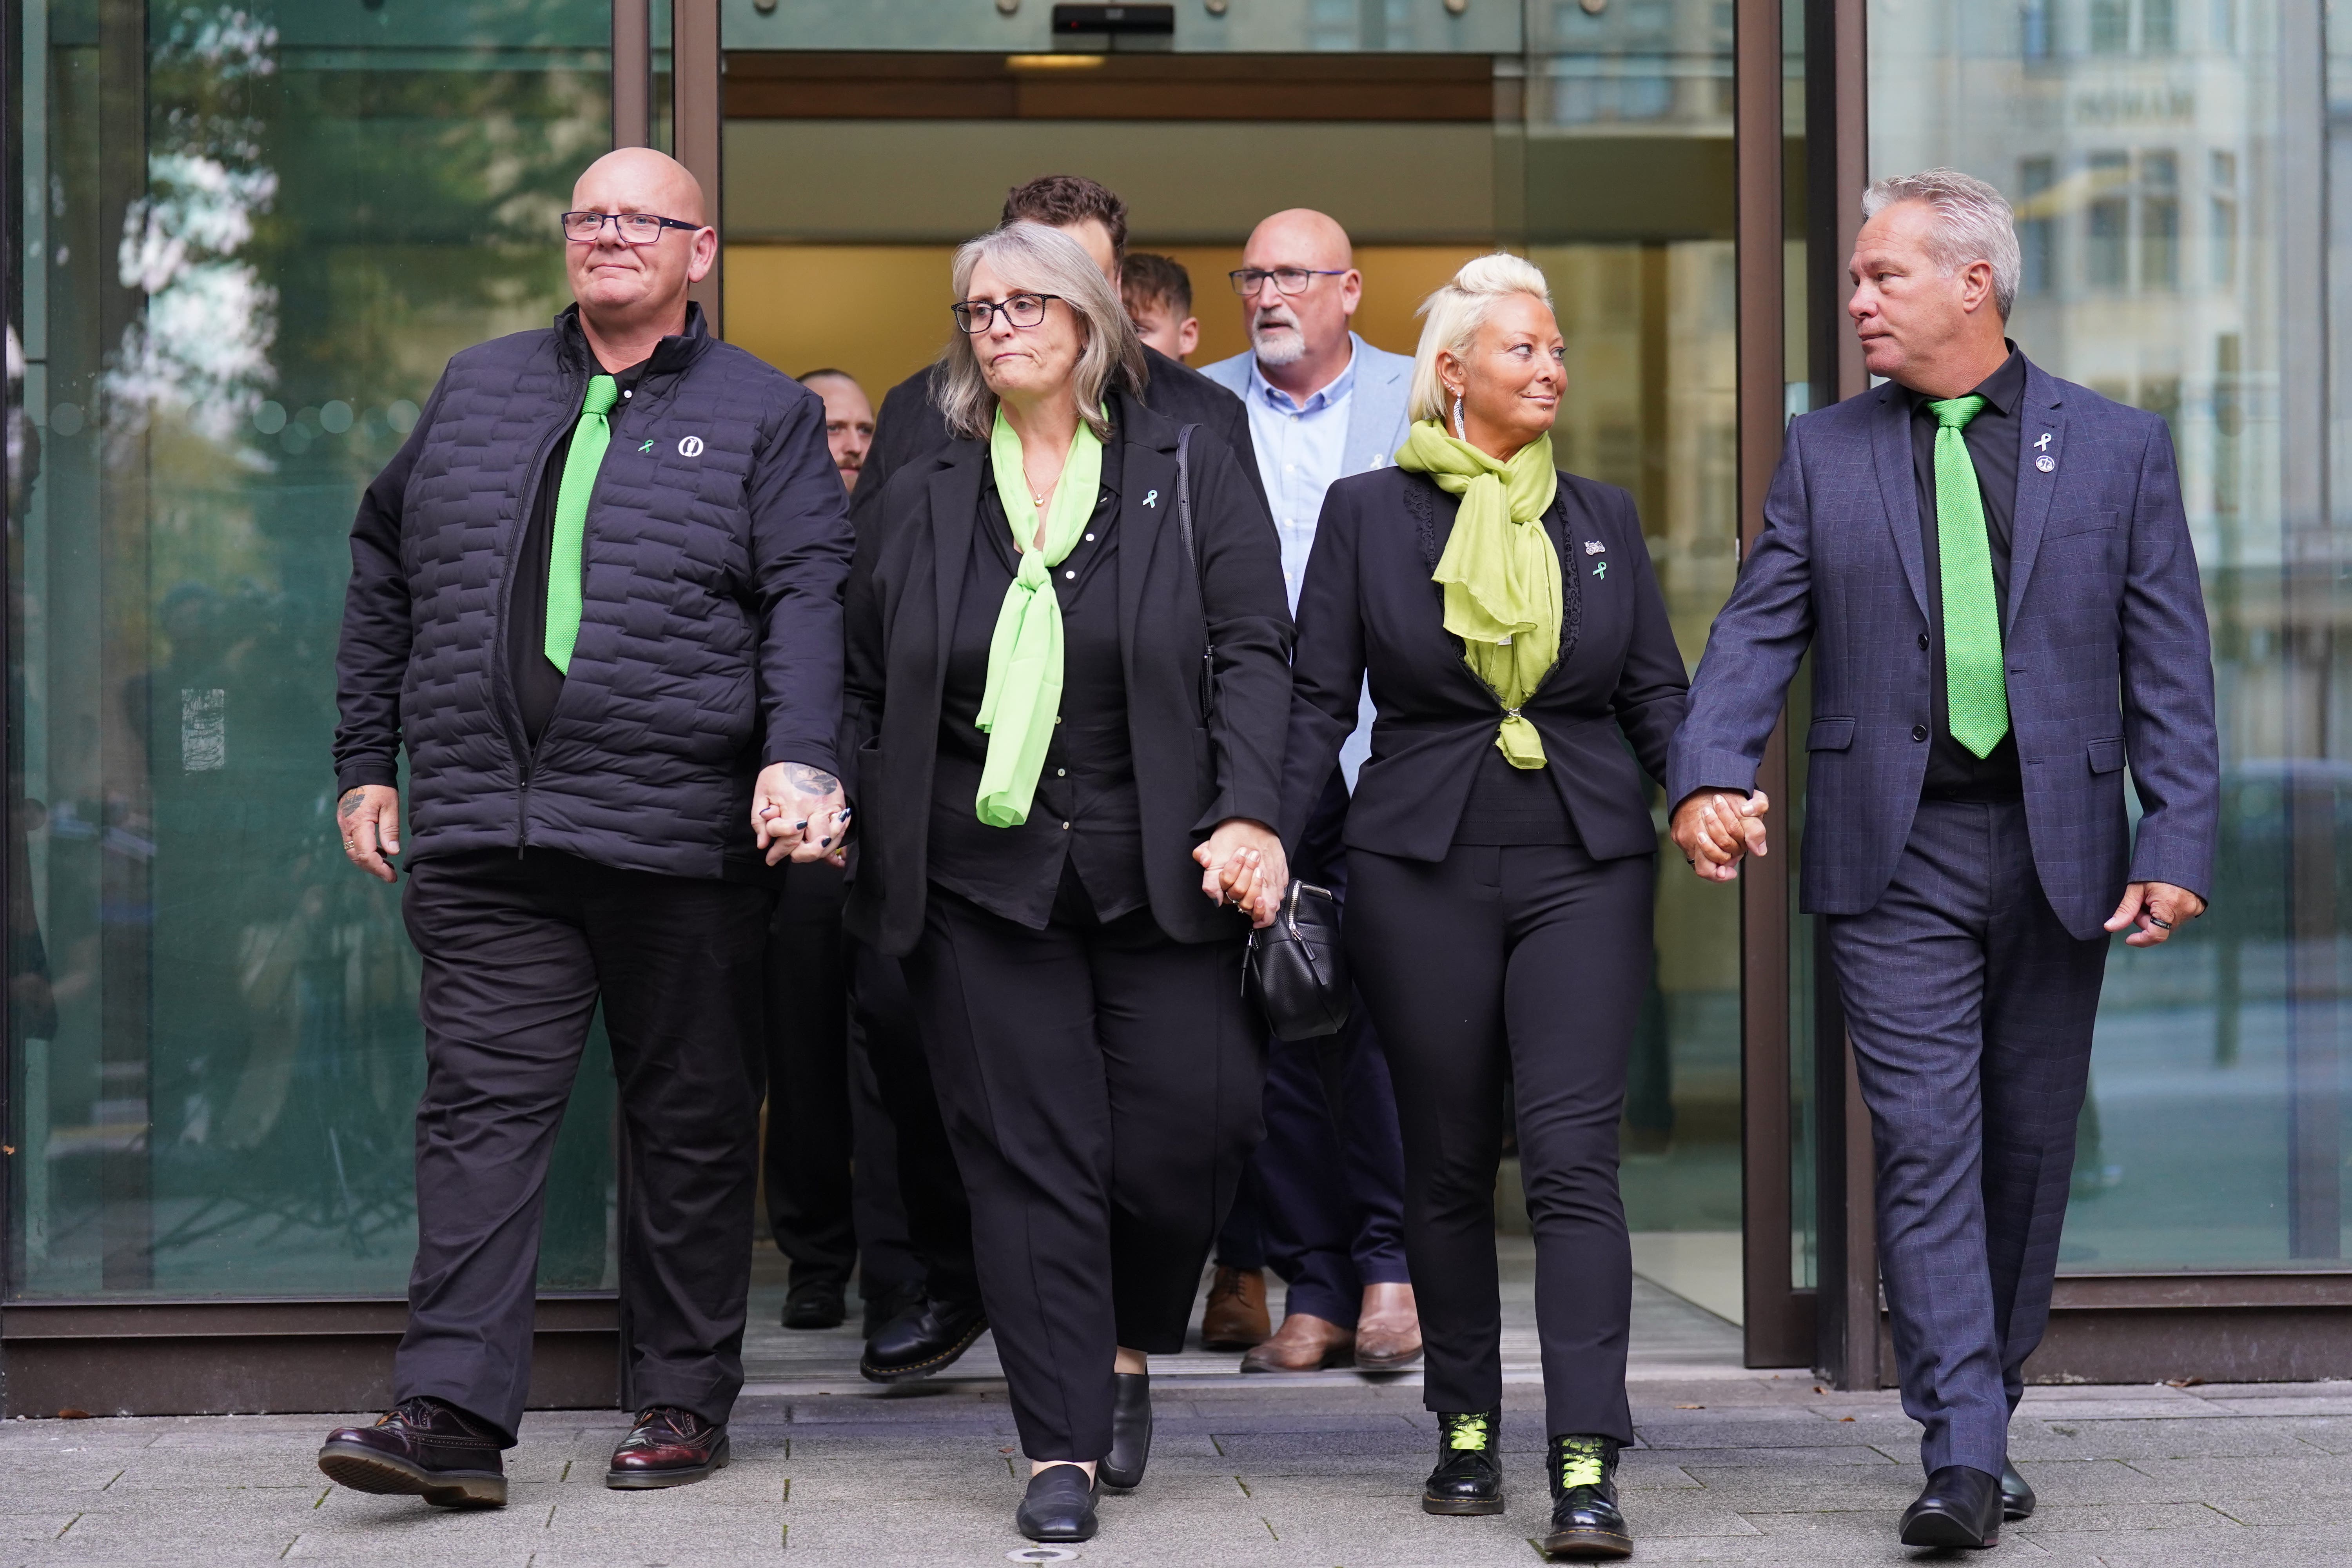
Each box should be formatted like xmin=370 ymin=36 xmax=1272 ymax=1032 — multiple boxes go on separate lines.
xmin=332 ymin=305 xmax=854 ymax=880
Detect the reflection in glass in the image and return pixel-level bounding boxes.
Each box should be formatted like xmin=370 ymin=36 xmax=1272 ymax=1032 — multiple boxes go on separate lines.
xmin=10 ymin=2 xmax=618 ymax=1298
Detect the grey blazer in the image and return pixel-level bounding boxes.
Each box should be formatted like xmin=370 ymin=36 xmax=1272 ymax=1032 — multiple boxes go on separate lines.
xmin=1666 ymin=357 xmax=2219 ymax=940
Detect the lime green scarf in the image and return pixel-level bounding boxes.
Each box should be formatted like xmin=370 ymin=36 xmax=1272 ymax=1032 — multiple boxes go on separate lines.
xmin=974 ymin=405 xmax=1105 ymax=828
xmin=1394 ymin=420 xmax=1561 ymax=768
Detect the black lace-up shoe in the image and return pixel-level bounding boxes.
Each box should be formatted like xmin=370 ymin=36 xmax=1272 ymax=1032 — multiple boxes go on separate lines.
xmin=605 ymin=1406 xmax=730 ymax=1489
xmin=860 ymin=1296 xmax=988 ymax=1383
xmin=1899 ymin=1464 xmax=2003 ymax=1548
xmin=1016 ymin=1463 xmax=1100 ymax=1542
xmin=1542 ymin=1434 xmax=1631 ymax=1558
xmin=782 ymin=1278 xmax=846 ymax=1330
xmin=317 ymin=1396 xmax=507 ymax=1508
xmin=1422 ymin=1408 xmax=1505 ymax=1515
xmin=1098 ymin=1371 xmax=1152 ymax=1490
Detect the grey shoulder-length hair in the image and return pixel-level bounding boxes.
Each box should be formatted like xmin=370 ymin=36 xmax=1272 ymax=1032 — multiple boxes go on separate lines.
xmin=933 ymin=221 xmax=1146 ymax=443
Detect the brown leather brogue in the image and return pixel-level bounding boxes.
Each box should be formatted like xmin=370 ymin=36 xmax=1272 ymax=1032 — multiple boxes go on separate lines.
xmin=605 ymin=1406 xmax=730 ymax=1490
xmin=1353 ymin=1281 xmax=1424 ymax=1370
xmin=317 ymin=1397 xmax=506 ymax=1508
xmin=1240 ymin=1310 xmax=1355 ymax=1373
xmin=1200 ymin=1266 xmax=1271 ymax=1351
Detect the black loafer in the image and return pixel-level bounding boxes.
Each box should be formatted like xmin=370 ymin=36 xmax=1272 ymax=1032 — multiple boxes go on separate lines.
xmin=1099 ymin=1371 xmax=1152 ymax=1490
xmin=1900 ymin=1464 xmax=2003 ymax=1548
xmin=782 ymin=1279 xmax=846 ymax=1330
xmin=1543 ymin=1435 xmax=1632 ymax=1559
xmin=1423 ymin=1409 xmax=1505 ymax=1515
xmin=860 ymin=1296 xmax=988 ymax=1383
xmin=2002 ymin=1459 xmax=2036 ymax=1519
xmin=318 ymin=1396 xmax=507 ymax=1509
xmin=1016 ymin=1463 xmax=1099 ymax=1542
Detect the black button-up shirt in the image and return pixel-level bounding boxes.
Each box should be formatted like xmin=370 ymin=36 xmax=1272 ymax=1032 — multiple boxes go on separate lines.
xmin=1907 ymin=344 xmax=2026 ymax=800
xmin=927 ymin=434 xmax=1147 ymax=929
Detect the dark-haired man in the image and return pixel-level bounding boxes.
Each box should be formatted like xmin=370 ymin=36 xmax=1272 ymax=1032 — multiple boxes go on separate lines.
xmin=851 ymin=174 xmax=1263 ymax=526
xmin=1122 ymin=252 xmax=1199 ymax=362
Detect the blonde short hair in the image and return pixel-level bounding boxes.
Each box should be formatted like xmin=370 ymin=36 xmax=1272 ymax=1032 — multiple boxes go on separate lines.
xmin=934 ymin=221 xmax=1146 ymax=443
xmin=1407 ymin=252 xmax=1555 ymax=425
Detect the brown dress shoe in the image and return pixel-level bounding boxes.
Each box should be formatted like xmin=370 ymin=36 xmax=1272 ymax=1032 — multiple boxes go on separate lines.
xmin=318 ymin=1396 xmax=506 ymax=1508
xmin=1354 ymin=1281 xmax=1424 ymax=1370
xmin=1240 ymin=1311 xmax=1355 ymax=1373
xmin=1200 ymin=1266 xmax=1271 ymax=1351
xmin=606 ymin=1406 xmax=730 ymax=1490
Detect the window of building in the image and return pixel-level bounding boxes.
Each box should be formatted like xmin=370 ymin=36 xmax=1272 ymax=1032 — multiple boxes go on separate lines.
xmin=2087 ymin=151 xmax=2133 ymax=288
xmin=2210 ymin=149 xmax=2239 ymax=288
xmin=2141 ymin=150 xmax=2180 ymax=289
xmin=2020 ymin=156 xmax=2058 ymax=296
xmin=2090 ymin=0 xmax=2132 ymax=52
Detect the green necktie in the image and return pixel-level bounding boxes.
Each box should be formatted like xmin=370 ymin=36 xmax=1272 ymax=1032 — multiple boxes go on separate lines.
xmin=1929 ymin=394 xmax=2010 ymax=758
xmin=544 ymin=374 xmax=618 ymax=674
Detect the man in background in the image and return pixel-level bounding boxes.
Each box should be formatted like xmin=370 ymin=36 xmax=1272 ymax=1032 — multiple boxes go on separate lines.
xmin=1198 ymin=208 xmax=1420 ymax=1373
xmin=1122 ymin=252 xmax=1199 ymax=363
xmin=799 ymin=368 xmax=875 ymax=492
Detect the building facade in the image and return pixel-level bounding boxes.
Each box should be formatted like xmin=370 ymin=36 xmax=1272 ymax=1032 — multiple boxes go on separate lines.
xmin=0 ymin=0 xmax=2343 ymax=1414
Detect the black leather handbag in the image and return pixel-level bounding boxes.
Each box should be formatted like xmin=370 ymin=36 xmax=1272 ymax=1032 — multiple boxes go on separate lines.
xmin=1245 ymin=880 xmax=1353 ymax=1041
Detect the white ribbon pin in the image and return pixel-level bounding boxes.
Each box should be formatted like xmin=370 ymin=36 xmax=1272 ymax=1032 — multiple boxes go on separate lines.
xmin=1142 ymin=489 xmax=1159 ymax=508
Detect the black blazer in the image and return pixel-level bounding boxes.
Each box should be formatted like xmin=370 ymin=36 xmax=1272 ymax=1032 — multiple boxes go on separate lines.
xmin=1282 ymin=466 xmax=1688 ymax=862
xmin=843 ymin=391 xmax=1294 ymax=956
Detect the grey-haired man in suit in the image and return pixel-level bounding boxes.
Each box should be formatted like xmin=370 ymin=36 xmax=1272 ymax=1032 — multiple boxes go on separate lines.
xmin=1666 ymin=169 xmax=2218 ymax=1550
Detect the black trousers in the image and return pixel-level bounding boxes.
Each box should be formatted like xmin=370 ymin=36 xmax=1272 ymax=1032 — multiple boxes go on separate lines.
xmin=1825 ymin=798 xmax=2107 ymax=1476
xmin=1348 ymin=842 xmax=1650 ymax=1445
xmin=904 ymin=878 xmax=1264 ymax=1460
xmin=849 ymin=934 xmax=978 ymax=1306
xmin=762 ymin=860 xmax=857 ymax=1291
xmin=395 ymin=849 xmax=772 ymax=1441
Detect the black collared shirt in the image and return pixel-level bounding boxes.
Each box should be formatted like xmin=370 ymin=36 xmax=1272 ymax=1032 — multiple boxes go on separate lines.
xmin=1907 ymin=344 xmax=2026 ymax=800
xmin=927 ymin=434 xmax=1147 ymax=929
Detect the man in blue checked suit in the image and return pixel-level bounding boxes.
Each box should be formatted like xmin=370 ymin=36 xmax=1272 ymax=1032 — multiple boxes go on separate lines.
xmin=1193 ymin=209 xmax=1423 ymax=1372
xmin=1667 ymin=170 xmax=2218 ymax=1550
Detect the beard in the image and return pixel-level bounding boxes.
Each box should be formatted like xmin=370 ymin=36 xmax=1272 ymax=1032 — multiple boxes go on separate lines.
xmin=1248 ymin=309 xmax=1307 ymax=367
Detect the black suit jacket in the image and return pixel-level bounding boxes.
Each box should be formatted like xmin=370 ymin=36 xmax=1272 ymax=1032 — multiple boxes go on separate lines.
xmin=1283 ymin=467 xmax=1688 ymax=861
xmin=843 ymin=391 xmax=1294 ymax=956
xmin=850 ymin=346 xmax=1267 ymax=532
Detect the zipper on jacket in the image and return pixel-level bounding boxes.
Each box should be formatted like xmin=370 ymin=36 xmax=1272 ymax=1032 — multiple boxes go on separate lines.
xmin=497 ymin=377 xmax=583 ymax=855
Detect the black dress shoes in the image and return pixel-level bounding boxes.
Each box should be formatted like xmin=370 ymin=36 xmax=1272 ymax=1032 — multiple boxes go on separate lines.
xmin=2002 ymin=1459 xmax=2036 ymax=1519
xmin=1543 ymin=1435 xmax=1632 ymax=1559
xmin=1016 ymin=1463 xmax=1100 ymax=1542
xmin=317 ymin=1396 xmax=507 ymax=1508
xmin=606 ymin=1406 xmax=731 ymax=1489
xmin=782 ymin=1279 xmax=846 ymax=1330
xmin=1900 ymin=1464 xmax=2004 ymax=1548
xmin=860 ymin=1296 xmax=989 ymax=1383
xmin=1422 ymin=1409 xmax=1505 ymax=1515
xmin=1099 ymin=1371 xmax=1153 ymax=1490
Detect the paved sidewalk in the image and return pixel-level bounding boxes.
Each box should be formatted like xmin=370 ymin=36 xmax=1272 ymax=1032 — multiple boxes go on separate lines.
xmin=7 ymin=1247 xmax=2351 ymax=1565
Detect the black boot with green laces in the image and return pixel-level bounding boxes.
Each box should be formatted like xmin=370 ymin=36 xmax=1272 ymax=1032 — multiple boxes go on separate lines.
xmin=1422 ymin=1409 xmax=1505 ymax=1515
xmin=1542 ymin=1434 xmax=1632 ymax=1558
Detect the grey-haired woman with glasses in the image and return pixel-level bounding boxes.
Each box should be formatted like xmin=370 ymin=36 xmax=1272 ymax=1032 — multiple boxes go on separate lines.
xmin=840 ymin=222 xmax=1294 ymax=1546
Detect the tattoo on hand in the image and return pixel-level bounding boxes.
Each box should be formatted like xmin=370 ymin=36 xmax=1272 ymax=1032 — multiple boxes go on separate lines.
xmin=783 ymin=764 xmax=840 ymax=798
xmin=338 ymin=792 xmax=365 ymax=820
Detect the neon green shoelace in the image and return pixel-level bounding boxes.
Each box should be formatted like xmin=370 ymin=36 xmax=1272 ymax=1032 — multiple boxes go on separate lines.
xmin=1442 ymin=1413 xmax=1494 ymax=1452
xmin=1557 ymin=1436 xmax=1606 ymax=1490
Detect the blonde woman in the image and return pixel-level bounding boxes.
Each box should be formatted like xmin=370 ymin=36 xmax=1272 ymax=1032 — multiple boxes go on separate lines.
xmin=841 ymin=222 xmax=1292 ymax=1544
xmin=1278 ymin=254 xmax=1688 ymax=1559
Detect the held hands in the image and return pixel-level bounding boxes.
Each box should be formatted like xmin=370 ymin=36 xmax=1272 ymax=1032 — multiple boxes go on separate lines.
xmin=753 ymin=761 xmax=853 ymax=867
xmin=2106 ymin=881 xmax=2206 ymax=947
xmin=1193 ymin=818 xmax=1288 ymax=929
xmin=337 ymin=786 xmax=403 ymax=883
xmin=1670 ymin=789 xmax=1770 ymax=882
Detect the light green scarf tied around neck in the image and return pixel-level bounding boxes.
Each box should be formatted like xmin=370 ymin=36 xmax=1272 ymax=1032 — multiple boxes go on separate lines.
xmin=974 ymin=405 xmax=1107 ymax=828
xmin=1394 ymin=419 xmax=1562 ymax=768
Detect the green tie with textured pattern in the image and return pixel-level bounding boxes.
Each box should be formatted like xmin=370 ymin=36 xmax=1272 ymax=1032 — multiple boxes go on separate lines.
xmin=1929 ymin=394 xmax=2009 ymax=758
xmin=544 ymin=373 xmax=617 ymax=674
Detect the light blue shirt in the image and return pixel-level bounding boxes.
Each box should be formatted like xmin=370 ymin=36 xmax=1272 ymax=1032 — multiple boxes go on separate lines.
xmin=1243 ymin=346 xmax=1358 ymax=613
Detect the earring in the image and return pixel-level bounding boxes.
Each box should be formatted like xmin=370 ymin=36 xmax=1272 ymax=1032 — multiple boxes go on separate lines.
xmin=1452 ymin=394 xmax=1465 ymax=439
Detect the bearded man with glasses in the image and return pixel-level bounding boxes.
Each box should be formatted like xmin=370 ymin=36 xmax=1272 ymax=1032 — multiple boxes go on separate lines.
xmin=320 ymin=147 xmax=854 ymax=1507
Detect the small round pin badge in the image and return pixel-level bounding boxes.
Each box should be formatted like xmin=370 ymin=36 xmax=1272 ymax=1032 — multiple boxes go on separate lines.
xmin=2035 ymin=454 xmax=2056 ymax=472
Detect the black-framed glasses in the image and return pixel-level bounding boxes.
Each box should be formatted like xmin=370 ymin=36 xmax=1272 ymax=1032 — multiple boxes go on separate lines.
xmin=561 ymin=211 xmax=704 ymax=245
xmin=1229 ymin=267 xmax=1348 ymax=297
xmin=951 ymin=293 xmax=1062 ymax=334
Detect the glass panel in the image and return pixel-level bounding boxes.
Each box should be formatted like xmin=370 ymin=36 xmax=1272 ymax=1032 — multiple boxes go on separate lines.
xmin=1872 ymin=0 xmax=2345 ymax=1270
xmin=9 ymin=0 xmax=617 ymax=1298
